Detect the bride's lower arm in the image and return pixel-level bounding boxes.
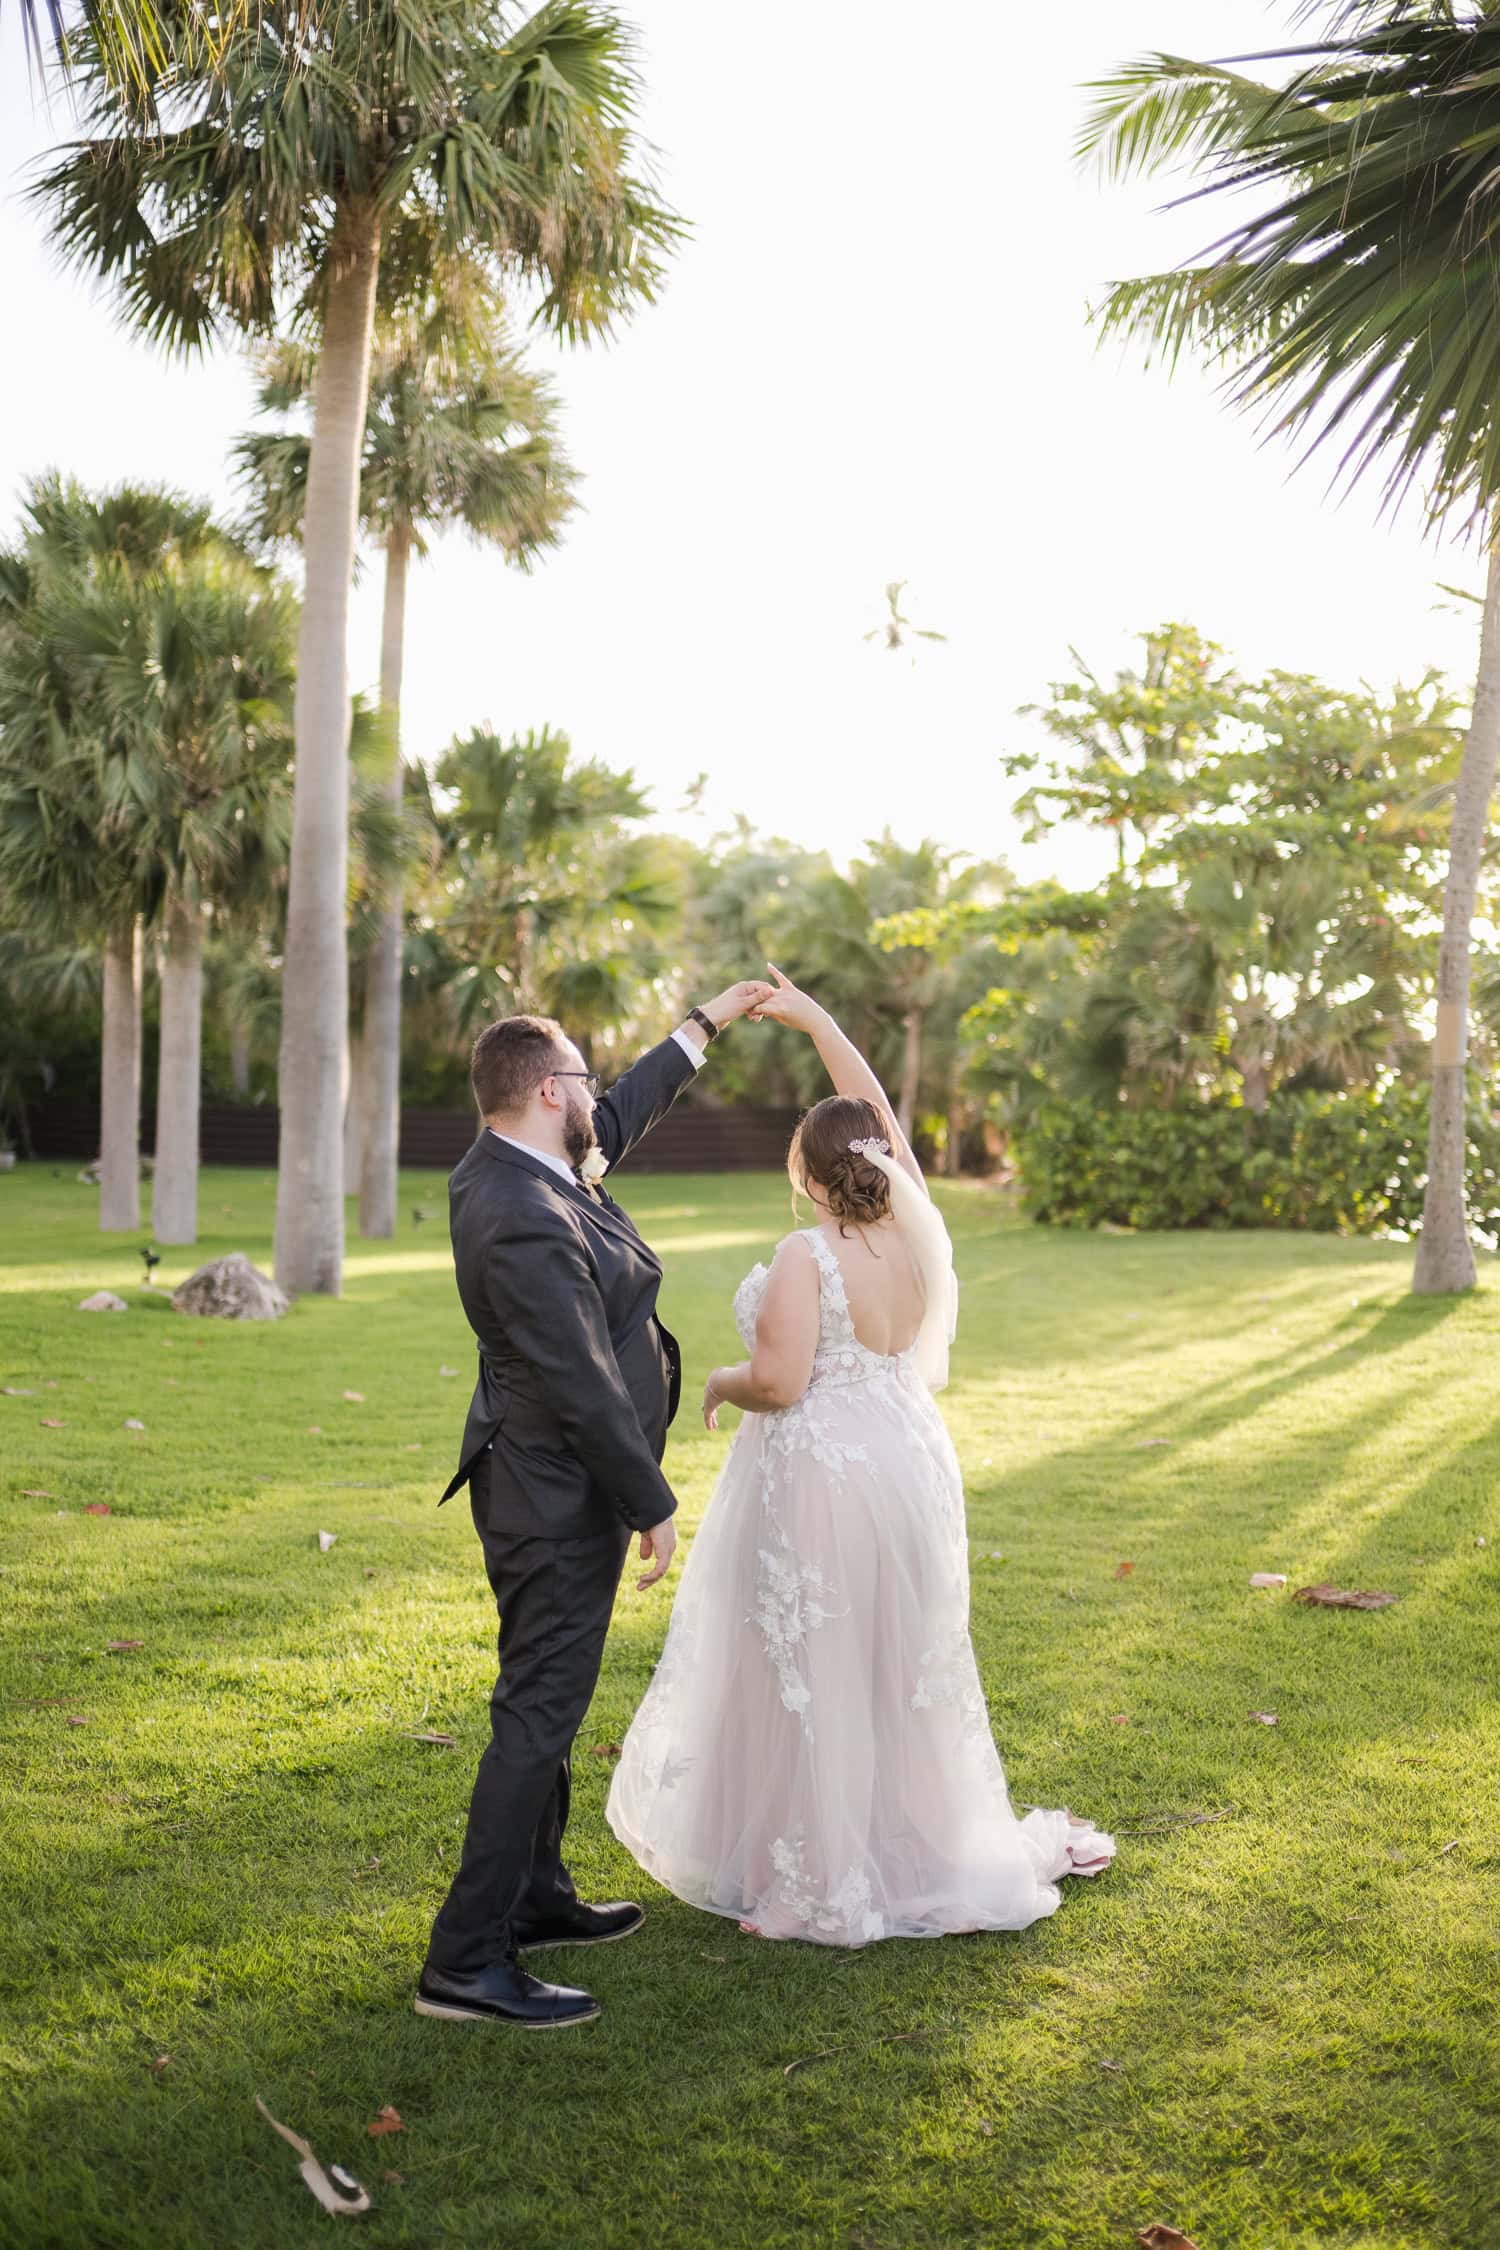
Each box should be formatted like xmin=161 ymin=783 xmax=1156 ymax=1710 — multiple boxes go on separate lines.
xmin=710 ymin=1358 xmax=804 ymax=1413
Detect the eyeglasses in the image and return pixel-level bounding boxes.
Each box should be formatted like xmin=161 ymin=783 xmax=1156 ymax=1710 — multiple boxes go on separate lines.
xmin=550 ymin=1070 xmax=601 ymax=1099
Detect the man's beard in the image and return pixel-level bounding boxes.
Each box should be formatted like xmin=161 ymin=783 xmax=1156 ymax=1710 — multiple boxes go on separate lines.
xmin=561 ymin=1089 xmax=598 ymax=1173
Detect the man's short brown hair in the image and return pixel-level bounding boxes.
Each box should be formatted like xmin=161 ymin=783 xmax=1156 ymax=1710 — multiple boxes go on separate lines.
xmin=470 ymin=1013 xmax=569 ymax=1118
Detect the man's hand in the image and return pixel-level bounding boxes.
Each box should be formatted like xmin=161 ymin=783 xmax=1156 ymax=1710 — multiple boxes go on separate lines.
xmin=701 ymin=979 xmax=776 ymax=1031
xmin=636 ymin=1514 xmax=677 ymax=1591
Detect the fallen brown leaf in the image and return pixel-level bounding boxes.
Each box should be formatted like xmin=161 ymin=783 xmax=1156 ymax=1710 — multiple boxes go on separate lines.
xmin=976 ymin=2117 xmax=994 ymax=2135
xmin=1249 ymin=1710 xmax=1278 ymax=1726
xmin=1113 ymin=1561 xmax=1135 ymax=1579
xmin=342 ymin=1390 xmax=365 ymax=1403
xmin=149 ymin=2054 xmax=172 ymax=2080
xmin=1134 ymin=1437 xmax=1172 ymax=1449
xmin=363 ymin=1567 xmax=377 ymax=1578
xmin=3 ymin=1385 xmax=34 ymax=1396
xmin=1293 ymin=1581 xmax=1398 ymax=1610
xmin=254 ymin=2096 xmax=371 ymax=2218
xmin=66 ymin=1715 xmax=89 ymax=1726
xmin=1109 ymin=1714 xmax=1130 ymax=1726
xmin=107 ymin=1639 xmax=144 ymax=1653
xmin=1098 ymin=2058 xmax=1124 ymax=2074
xmin=590 ymin=1742 xmax=622 ymax=1760
xmin=84 ymin=1503 xmax=111 ymax=1517
xmin=1138 ymin=2229 xmax=1201 ymax=2250
xmin=381 ymin=2170 xmax=404 ymax=2185
xmin=40 ymin=1418 xmax=63 ymax=1429
xmin=1438 ymin=1839 xmax=1462 ymax=1856
xmin=366 ymin=2107 xmax=403 ymax=2138
xmin=21 ymin=1489 xmax=52 ymax=1498
xmin=403 ymin=1729 xmax=457 ymax=1748
xmin=1248 ymin=1572 xmax=1287 ymax=1589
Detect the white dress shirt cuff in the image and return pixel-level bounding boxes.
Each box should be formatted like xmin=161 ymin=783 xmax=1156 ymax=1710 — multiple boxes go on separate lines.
xmin=671 ymin=1026 xmax=709 ymax=1071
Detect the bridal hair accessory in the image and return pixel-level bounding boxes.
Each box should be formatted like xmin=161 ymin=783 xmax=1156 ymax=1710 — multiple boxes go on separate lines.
xmin=847 ymin=1136 xmax=892 ymax=1156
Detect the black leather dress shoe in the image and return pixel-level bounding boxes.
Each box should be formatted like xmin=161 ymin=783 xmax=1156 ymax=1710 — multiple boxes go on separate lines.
xmin=511 ymin=1899 xmax=646 ymax=1954
xmin=414 ymin=1956 xmax=601 ymax=2029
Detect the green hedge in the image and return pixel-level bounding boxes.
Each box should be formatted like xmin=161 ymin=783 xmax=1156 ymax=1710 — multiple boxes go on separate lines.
xmin=1012 ymin=1084 xmax=1500 ymax=1238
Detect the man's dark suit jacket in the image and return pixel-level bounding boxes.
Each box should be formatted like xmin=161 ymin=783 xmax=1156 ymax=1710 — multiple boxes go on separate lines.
xmin=439 ymin=1036 xmax=697 ymax=1537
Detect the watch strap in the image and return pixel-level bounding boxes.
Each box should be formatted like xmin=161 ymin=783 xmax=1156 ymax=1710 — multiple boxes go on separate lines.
xmin=687 ymin=1005 xmax=720 ymax=1042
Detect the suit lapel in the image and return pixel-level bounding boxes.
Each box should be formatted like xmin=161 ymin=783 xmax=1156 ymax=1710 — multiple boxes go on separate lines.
xmin=478 ymin=1130 xmax=658 ymax=1265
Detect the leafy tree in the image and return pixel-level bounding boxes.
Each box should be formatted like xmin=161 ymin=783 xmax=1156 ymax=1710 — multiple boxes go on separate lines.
xmin=952 ymin=648 xmax=1466 ymax=1129
xmin=0 ymin=487 xmax=299 ymax=1242
xmin=1082 ymin=2 xmax=1500 ymax=1289
xmin=38 ymin=0 xmax=677 ymax=1293
xmin=1007 ymin=624 xmax=1243 ymax=873
xmin=397 ymin=727 xmax=683 ymax=1095
xmin=0 ymin=478 xmax=231 ymax=1229
xmin=236 ymin=273 xmax=577 ymax=1236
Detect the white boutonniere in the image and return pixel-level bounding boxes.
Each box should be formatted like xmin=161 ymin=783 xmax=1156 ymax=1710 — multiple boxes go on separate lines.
xmin=578 ymin=1146 xmax=610 ymax=1187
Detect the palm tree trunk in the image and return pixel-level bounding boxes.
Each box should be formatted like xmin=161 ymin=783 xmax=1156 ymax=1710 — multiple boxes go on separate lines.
xmin=99 ymin=918 xmax=142 ymax=1231
xmin=358 ymin=524 xmax=410 ymax=1239
xmin=228 ymin=1017 xmax=251 ymax=1098
xmin=272 ymin=197 xmax=382 ymax=1297
xmin=152 ymin=896 xmax=204 ymax=1246
xmin=944 ymin=1066 xmax=963 ymax=1179
xmin=897 ymin=1005 xmax=924 ymax=1141
xmin=343 ymin=1018 xmax=365 ymax=1190
xmin=1413 ymin=529 xmax=1500 ymax=1294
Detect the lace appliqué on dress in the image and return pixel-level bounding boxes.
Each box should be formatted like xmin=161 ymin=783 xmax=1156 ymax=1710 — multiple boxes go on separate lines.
xmin=751 ymin=1547 xmax=842 ymax=1733
xmin=769 ymin=1837 xmax=886 ymax=1944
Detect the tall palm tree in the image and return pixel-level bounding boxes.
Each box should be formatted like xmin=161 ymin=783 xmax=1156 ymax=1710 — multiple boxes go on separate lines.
xmin=37 ymin=0 xmax=677 ymax=1294
xmin=0 ymin=477 xmax=225 ymax=1231
xmin=74 ymin=551 xmax=299 ymax=1243
xmin=0 ymin=514 xmax=298 ymax=1243
xmin=1083 ymin=3 xmax=1500 ymax=1291
xmin=236 ymin=276 xmax=577 ymax=1236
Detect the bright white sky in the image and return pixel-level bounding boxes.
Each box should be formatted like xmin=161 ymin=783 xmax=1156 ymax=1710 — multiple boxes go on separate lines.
xmin=0 ymin=2 xmax=1486 ymax=888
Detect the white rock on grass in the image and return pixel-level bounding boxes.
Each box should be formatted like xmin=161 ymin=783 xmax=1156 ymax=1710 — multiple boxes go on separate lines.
xmin=171 ymin=1253 xmax=289 ymax=1322
xmin=79 ymin=1291 xmax=129 ymax=1313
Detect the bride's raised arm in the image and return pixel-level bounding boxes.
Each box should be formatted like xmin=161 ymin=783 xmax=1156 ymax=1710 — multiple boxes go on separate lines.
xmin=751 ymin=963 xmax=929 ymax=1197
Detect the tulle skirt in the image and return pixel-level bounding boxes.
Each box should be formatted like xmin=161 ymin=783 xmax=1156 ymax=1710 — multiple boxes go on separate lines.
xmin=607 ymin=1366 xmax=1113 ymax=1945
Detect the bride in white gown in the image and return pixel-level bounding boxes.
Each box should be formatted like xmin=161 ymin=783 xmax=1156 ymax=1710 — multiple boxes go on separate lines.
xmin=607 ymin=967 xmax=1113 ymax=1945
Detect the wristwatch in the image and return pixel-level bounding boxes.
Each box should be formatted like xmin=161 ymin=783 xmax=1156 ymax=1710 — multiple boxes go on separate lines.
xmin=687 ymin=1005 xmax=720 ymax=1042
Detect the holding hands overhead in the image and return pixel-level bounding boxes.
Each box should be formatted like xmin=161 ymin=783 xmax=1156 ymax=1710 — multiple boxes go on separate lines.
xmin=700 ymin=978 xmax=777 ymax=1029
xmin=747 ymin=962 xmax=823 ymax=1034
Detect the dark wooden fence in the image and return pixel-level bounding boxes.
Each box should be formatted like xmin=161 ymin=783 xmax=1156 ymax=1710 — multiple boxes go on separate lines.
xmin=24 ymin=1098 xmax=800 ymax=1175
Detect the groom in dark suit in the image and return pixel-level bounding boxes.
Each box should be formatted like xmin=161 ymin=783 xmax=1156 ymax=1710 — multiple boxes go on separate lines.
xmin=417 ymin=981 xmax=773 ymax=2029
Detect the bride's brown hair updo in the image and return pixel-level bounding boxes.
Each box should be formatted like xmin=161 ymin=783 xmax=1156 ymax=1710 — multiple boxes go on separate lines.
xmin=788 ymin=1096 xmax=895 ymax=1232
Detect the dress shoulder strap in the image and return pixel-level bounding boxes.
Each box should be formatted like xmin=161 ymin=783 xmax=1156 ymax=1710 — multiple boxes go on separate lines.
xmin=799 ymin=1224 xmax=837 ymax=1277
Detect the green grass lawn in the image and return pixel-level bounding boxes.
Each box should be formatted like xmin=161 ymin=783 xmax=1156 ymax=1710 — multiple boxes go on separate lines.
xmin=1 ymin=1163 xmax=1497 ymax=2250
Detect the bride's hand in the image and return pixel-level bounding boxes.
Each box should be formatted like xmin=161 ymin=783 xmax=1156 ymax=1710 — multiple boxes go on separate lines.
xmin=703 ymin=1371 xmax=725 ymax=1431
xmin=748 ymin=962 xmax=824 ymax=1034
